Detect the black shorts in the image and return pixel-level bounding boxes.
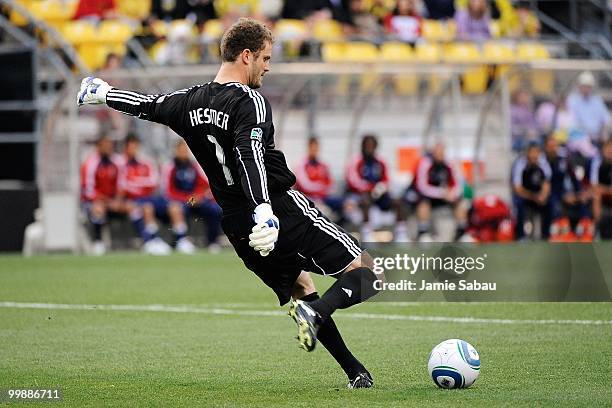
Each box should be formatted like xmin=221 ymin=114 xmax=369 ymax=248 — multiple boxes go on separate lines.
xmin=221 ymin=190 xmax=362 ymax=305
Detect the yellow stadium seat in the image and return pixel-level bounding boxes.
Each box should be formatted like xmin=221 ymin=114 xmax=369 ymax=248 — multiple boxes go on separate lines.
xmin=422 ymin=20 xmax=454 ymax=42
xmin=343 ymin=42 xmax=378 ymax=62
xmin=202 ymin=19 xmax=223 ymax=41
xmin=150 ymin=19 xmax=168 ymax=37
xmin=29 ymin=0 xmax=77 ymax=24
xmin=97 ymin=20 xmax=134 ymax=43
xmin=414 ymin=42 xmax=441 ymax=62
xmin=313 ymin=19 xmax=344 ymax=42
xmin=483 ymin=41 xmax=515 ymax=81
xmin=274 ymin=19 xmax=307 ymax=40
xmin=321 ymin=42 xmax=346 ymax=62
xmin=380 ymin=42 xmax=417 ymax=95
xmin=516 ymin=42 xmax=550 ymax=60
xmin=9 ymin=0 xmax=34 ymax=26
xmin=62 ymin=21 xmax=97 ymax=45
xmin=415 ymin=42 xmax=443 ymax=94
xmin=116 ymin=0 xmax=151 ymax=20
xmin=275 ymin=19 xmax=308 ymax=59
xmin=380 ymin=41 xmax=412 ymax=61
xmin=444 ymin=42 xmax=488 ymax=94
xmin=344 ymin=42 xmax=379 ymax=91
xmin=516 ymin=42 xmax=554 ymax=95
xmin=77 ymin=44 xmax=108 ymax=70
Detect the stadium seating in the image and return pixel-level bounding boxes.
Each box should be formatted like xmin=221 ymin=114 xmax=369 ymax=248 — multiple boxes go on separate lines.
xmin=380 ymin=42 xmax=418 ymax=95
xmin=321 ymin=42 xmax=346 ymax=63
xmin=313 ymin=19 xmax=344 ymax=42
xmin=516 ymin=42 xmax=554 ymax=95
xmin=115 ymin=0 xmax=152 ymax=21
xmin=28 ymin=0 xmax=76 ymax=29
xmin=421 ymin=20 xmax=455 ymax=42
xmin=61 ymin=20 xmax=97 ymax=45
xmin=414 ymin=42 xmax=444 ymax=94
xmin=482 ymin=41 xmax=516 ymax=86
xmin=444 ymin=42 xmax=488 ymax=94
xmin=274 ymin=19 xmax=308 ymax=59
xmin=274 ymin=19 xmax=308 ymax=40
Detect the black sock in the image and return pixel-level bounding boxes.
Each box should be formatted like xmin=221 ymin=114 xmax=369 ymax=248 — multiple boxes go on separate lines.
xmin=93 ymin=223 xmax=102 ymax=241
xmin=309 ymin=267 xmax=379 ymax=320
xmin=301 ymin=292 xmax=365 ymax=379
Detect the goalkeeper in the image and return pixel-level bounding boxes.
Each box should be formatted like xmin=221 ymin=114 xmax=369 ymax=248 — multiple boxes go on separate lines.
xmin=77 ymin=18 xmax=380 ymax=389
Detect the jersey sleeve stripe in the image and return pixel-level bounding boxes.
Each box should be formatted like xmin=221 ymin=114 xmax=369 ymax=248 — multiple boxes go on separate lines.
xmin=235 ymin=147 xmax=257 ymax=206
xmin=251 ymin=140 xmax=269 ymax=201
xmin=110 ymin=89 xmax=156 ymax=101
xmin=107 ymin=96 xmax=140 ymax=106
xmin=256 ymin=142 xmax=269 ymax=199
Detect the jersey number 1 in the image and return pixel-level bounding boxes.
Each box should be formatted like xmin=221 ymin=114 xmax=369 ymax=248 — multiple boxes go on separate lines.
xmin=207 ymin=135 xmax=234 ymax=186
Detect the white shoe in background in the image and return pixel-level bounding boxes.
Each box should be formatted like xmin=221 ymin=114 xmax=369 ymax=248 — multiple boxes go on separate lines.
xmin=143 ymin=237 xmax=172 ymax=256
xmin=176 ymin=237 xmax=196 ymax=254
xmin=92 ymin=240 xmax=106 ymax=256
xmin=207 ymin=243 xmax=221 ymax=254
xmin=417 ymin=233 xmax=435 ymax=243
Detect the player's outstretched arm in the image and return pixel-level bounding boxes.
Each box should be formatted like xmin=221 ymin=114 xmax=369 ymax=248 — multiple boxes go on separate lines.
xmin=76 ymin=77 xmax=187 ymax=132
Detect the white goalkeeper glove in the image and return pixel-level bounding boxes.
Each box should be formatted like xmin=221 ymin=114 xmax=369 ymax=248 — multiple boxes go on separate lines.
xmin=248 ymin=203 xmax=279 ymax=257
xmin=77 ymin=77 xmax=111 ymax=106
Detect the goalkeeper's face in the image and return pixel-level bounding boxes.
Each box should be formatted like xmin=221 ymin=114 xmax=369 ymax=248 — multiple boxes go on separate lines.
xmin=248 ymin=41 xmax=272 ymax=89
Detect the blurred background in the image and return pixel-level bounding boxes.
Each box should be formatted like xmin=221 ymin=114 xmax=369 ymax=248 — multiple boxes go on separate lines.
xmin=0 ymin=0 xmax=610 ymax=255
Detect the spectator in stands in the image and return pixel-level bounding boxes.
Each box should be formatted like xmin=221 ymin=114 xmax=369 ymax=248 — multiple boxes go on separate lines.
xmin=295 ymin=137 xmax=345 ymax=222
xmin=535 ymin=96 xmax=576 ymax=143
xmin=161 ymin=140 xmax=222 ymax=253
xmin=80 ymin=135 xmax=121 ymax=255
xmin=568 ymin=71 xmax=611 ymax=144
xmin=423 ymin=0 xmax=455 ymax=20
xmin=383 ymin=0 xmax=423 ymax=43
xmin=544 ymin=136 xmax=590 ymax=230
xmin=281 ymin=0 xmax=323 ymax=19
xmin=455 ymin=0 xmax=491 ymax=41
xmin=73 ymin=0 xmax=117 ymax=20
xmin=151 ymin=0 xmax=190 ymax=21
xmin=512 ymin=142 xmax=552 ymax=239
xmin=346 ymin=134 xmax=408 ymax=241
xmin=408 ymin=142 xmax=468 ymax=241
xmin=118 ymin=134 xmax=172 ymax=255
xmin=153 ymin=20 xmax=200 ymax=65
xmin=214 ymin=0 xmax=262 ymax=20
xmin=496 ymin=0 xmax=540 ymax=38
xmin=347 ymin=0 xmax=385 ymax=40
xmin=511 ymin=89 xmax=539 ymax=152
xmin=591 ymin=139 xmax=612 ymax=239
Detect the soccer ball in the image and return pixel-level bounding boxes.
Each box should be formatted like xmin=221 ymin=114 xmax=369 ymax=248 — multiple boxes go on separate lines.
xmin=427 ymin=339 xmax=480 ymax=389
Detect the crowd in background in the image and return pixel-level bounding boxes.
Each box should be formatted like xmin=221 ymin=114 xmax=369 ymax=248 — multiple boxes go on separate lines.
xmin=80 ymin=69 xmax=611 ymax=253
xmin=63 ymin=0 xmax=542 ymax=66
xmin=81 ymin=134 xmax=222 ymax=255
xmin=509 ymin=71 xmax=611 ymax=242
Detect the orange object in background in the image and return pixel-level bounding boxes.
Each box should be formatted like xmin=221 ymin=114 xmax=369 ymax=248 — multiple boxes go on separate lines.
xmin=549 ymin=217 xmax=594 ymax=242
xmin=461 ymin=160 xmax=485 ymax=184
xmin=397 ymin=146 xmax=421 ymax=173
xmin=575 ymin=217 xmax=594 ymax=242
xmin=549 ymin=217 xmax=575 ymax=242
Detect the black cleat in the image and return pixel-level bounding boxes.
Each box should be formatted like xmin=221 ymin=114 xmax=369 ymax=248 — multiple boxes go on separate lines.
xmin=347 ymin=371 xmax=374 ymax=389
xmin=288 ymin=299 xmax=320 ymax=352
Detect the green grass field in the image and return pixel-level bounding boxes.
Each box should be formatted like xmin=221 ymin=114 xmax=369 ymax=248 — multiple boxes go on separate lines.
xmin=1 ymin=251 xmax=611 ymax=407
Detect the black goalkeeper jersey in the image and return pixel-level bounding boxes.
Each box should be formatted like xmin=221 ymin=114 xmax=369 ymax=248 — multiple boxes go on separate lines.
xmin=105 ymin=82 xmax=296 ymax=213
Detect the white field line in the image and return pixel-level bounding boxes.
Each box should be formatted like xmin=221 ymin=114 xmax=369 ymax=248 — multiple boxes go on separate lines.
xmin=0 ymin=301 xmax=611 ymax=326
